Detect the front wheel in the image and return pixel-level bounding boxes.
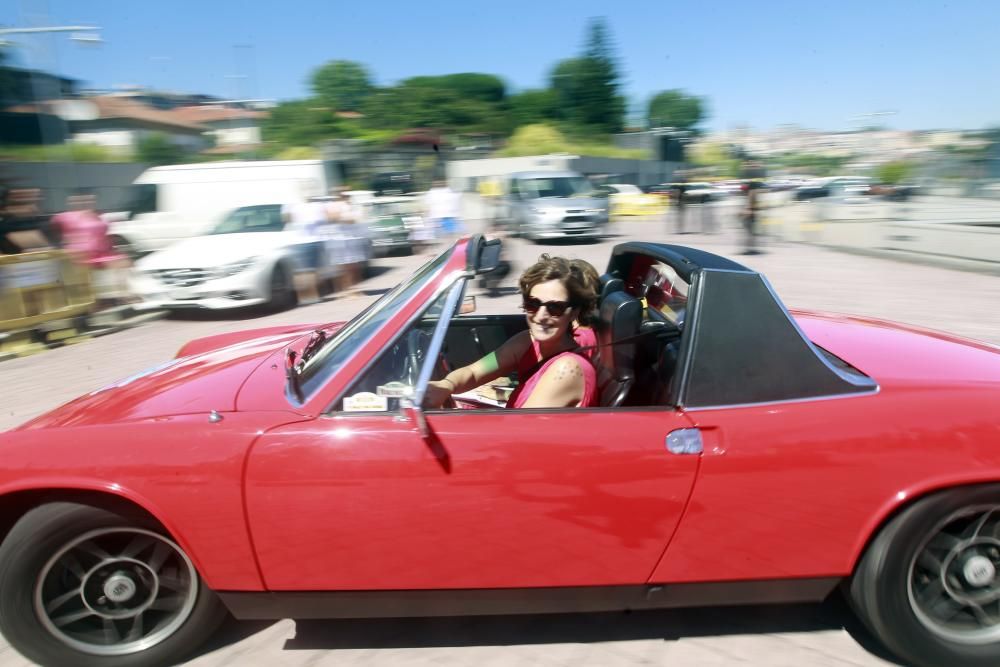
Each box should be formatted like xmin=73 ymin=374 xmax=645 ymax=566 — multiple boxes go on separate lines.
xmin=850 ymin=485 xmax=1000 ymax=667
xmin=0 ymin=502 xmax=228 ymax=667
xmin=267 ymin=264 xmax=297 ymax=311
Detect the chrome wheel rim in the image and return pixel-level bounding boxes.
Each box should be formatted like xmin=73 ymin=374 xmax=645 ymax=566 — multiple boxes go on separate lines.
xmin=34 ymin=528 xmax=198 ymax=656
xmin=908 ymin=505 xmax=1000 ymax=644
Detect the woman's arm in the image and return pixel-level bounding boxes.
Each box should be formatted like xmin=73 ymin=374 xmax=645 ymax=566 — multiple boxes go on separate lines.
xmin=520 ymin=355 xmax=587 ymax=409
xmin=424 ymin=330 xmax=530 ymax=407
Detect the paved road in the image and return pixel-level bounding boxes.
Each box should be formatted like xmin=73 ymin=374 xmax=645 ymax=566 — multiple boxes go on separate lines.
xmin=2 ymin=211 xmax=999 ymax=666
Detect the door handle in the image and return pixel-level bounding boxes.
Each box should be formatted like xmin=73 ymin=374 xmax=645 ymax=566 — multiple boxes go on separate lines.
xmin=666 ymin=428 xmax=703 ymax=455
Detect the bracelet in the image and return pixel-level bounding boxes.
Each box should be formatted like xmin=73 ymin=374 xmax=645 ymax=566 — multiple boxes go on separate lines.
xmin=442 ymin=378 xmax=456 ymax=392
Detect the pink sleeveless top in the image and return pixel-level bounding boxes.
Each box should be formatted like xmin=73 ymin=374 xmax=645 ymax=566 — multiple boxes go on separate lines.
xmin=507 ymin=333 xmax=598 ymax=408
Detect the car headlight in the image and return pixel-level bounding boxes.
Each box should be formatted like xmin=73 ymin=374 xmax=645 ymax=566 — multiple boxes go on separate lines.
xmin=213 ymin=257 xmax=257 ymax=279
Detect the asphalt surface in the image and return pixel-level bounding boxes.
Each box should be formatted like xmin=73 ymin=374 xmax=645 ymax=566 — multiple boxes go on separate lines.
xmin=2 ymin=204 xmax=1000 ymax=666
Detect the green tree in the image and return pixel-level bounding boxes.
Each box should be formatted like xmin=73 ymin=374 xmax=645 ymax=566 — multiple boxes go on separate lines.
xmin=135 ymin=133 xmax=189 ymax=165
xmin=402 ymin=73 xmax=506 ymax=103
xmin=647 ymin=90 xmax=706 ymax=132
xmin=310 ymin=60 xmax=373 ymax=112
xmin=507 ymin=89 xmax=559 ymax=127
xmin=361 ymin=83 xmax=508 ymax=133
xmin=549 ymin=18 xmax=625 ymax=134
xmin=261 ymin=99 xmax=348 ymax=147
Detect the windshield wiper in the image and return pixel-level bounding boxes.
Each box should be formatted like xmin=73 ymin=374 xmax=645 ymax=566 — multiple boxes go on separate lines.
xmin=300 ymin=329 xmax=328 ymax=364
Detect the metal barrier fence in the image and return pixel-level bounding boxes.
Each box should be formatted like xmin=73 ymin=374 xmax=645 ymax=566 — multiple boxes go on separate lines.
xmin=0 ymin=250 xmax=95 ymax=332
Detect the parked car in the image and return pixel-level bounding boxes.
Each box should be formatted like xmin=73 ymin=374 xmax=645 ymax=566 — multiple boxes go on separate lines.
xmin=794 ymin=176 xmax=873 ymax=202
xmin=371 ymin=171 xmax=415 ymax=197
xmin=129 ymin=204 xmax=301 ymax=311
xmin=362 ymin=196 xmax=426 ymax=256
xmin=598 ymin=183 xmax=667 ymax=217
xmin=2 ymin=236 xmax=1000 ymax=667
xmin=499 ymin=171 xmax=609 ymax=241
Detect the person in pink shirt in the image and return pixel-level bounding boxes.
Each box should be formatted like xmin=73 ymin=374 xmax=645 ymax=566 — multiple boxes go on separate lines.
xmin=50 ymin=191 xmax=125 ymax=268
xmin=425 ymin=255 xmax=599 ymax=409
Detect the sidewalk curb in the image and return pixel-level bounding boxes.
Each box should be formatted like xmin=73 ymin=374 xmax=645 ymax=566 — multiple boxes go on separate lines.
xmin=0 ymin=306 xmax=168 ymax=364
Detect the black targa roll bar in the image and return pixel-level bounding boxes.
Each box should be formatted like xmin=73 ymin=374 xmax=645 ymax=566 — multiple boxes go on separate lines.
xmin=603 ymin=243 xmax=877 ymax=408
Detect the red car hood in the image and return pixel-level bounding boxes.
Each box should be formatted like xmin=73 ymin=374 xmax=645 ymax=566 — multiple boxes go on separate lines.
xmin=794 ymin=310 xmax=1000 ymax=387
xmin=16 ymin=323 xmax=342 ymax=430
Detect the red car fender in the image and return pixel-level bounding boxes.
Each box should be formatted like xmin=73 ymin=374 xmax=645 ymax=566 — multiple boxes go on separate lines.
xmin=0 ymin=477 xmax=218 ymax=586
xmin=849 ymin=472 xmax=1000 ymax=570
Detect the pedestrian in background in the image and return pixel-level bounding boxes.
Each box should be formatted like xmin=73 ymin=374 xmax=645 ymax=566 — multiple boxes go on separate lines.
xmin=281 ymin=194 xmax=327 ymax=304
xmin=51 ymin=190 xmax=132 ymax=304
xmin=325 ymin=187 xmax=366 ymax=297
xmin=741 ymin=179 xmax=764 ymax=255
xmin=425 ymin=179 xmax=464 ymax=241
xmin=671 ymin=179 xmax=687 ymax=234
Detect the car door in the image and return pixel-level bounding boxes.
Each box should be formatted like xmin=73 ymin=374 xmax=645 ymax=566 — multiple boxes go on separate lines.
xmin=245 ymin=409 xmax=700 ymax=591
xmin=244 ymin=280 xmax=701 ymax=591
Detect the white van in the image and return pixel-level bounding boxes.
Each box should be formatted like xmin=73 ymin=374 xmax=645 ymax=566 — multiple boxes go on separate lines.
xmin=109 ymin=160 xmax=337 ymax=256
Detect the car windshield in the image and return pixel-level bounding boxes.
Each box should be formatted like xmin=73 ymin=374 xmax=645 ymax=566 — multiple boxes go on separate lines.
xmin=615 ymin=184 xmax=641 ymax=194
xmin=522 ymin=176 xmax=594 ymax=199
xmin=211 ymin=206 xmax=285 ymax=234
xmin=296 ymin=246 xmax=454 ymax=398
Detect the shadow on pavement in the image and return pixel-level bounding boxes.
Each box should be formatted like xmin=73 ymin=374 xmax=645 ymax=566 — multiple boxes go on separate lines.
xmin=281 ymin=597 xmax=908 ymax=665
xmin=189 ymin=618 xmax=280 ymax=660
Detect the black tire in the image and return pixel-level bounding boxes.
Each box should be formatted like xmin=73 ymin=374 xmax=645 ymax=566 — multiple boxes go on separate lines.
xmin=0 ymin=502 xmax=228 ymax=667
xmin=849 ymin=485 xmax=1000 ymax=667
xmin=267 ymin=264 xmax=297 ymax=311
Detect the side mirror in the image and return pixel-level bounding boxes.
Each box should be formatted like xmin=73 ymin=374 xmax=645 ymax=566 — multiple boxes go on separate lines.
xmin=401 ymin=400 xmax=429 ymax=439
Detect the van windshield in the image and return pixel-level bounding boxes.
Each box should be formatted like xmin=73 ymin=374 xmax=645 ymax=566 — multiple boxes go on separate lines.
xmin=521 ymin=176 xmax=594 ymax=199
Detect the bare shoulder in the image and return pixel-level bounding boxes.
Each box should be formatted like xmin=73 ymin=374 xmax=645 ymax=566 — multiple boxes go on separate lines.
xmin=541 ymin=355 xmax=587 ymax=382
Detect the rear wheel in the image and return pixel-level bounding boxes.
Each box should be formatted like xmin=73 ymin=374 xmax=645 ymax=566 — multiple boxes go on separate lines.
xmin=0 ymin=502 xmax=227 ymax=667
xmin=850 ymin=485 xmax=1000 ymax=667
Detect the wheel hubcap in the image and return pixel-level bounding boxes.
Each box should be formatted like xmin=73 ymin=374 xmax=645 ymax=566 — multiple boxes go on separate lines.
xmin=909 ymin=506 xmax=1000 ymax=644
xmin=964 ymin=556 xmax=996 ymax=588
xmin=34 ymin=528 xmax=198 ymax=656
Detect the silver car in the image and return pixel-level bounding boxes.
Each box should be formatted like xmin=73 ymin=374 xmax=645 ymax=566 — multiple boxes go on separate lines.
xmin=501 ymin=171 xmax=609 ymax=241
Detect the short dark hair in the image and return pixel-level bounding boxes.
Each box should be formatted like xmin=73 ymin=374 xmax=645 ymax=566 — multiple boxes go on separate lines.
xmin=519 ymin=254 xmax=599 ymax=322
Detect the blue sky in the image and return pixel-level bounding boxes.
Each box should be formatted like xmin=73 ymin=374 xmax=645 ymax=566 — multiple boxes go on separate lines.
xmin=3 ymin=0 xmax=999 ymax=132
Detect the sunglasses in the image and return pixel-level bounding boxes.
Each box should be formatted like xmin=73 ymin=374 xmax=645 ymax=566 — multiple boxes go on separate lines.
xmin=521 ymin=296 xmax=573 ymax=317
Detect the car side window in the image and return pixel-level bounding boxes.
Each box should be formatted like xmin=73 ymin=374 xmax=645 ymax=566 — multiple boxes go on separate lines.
xmin=335 ymin=284 xmax=459 ymax=414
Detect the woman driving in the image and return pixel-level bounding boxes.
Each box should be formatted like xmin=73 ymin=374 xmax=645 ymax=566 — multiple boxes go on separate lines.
xmin=425 ymin=254 xmax=599 ymax=409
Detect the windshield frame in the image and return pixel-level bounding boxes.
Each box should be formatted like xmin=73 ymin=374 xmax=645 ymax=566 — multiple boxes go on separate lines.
xmin=291 ymin=247 xmax=456 ymax=403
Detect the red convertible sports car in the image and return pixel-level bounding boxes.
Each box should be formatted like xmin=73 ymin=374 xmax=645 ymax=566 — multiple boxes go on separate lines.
xmin=1 ymin=236 xmax=1000 ymax=667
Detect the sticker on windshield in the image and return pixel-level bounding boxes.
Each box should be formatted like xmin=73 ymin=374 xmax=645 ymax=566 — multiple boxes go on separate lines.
xmin=376 ymin=382 xmax=412 ymax=398
xmin=343 ymin=392 xmax=389 ymax=412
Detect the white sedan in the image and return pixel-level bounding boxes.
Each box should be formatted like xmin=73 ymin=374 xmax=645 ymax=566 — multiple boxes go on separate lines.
xmin=130 ymin=204 xmax=303 ymax=311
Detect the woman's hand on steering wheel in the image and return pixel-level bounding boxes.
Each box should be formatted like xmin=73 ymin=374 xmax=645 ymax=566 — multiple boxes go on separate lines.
xmin=424 ymin=379 xmax=454 ymax=409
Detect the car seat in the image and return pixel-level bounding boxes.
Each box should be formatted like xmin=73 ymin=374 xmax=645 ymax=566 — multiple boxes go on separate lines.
xmin=593 ymin=290 xmax=642 ymax=407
